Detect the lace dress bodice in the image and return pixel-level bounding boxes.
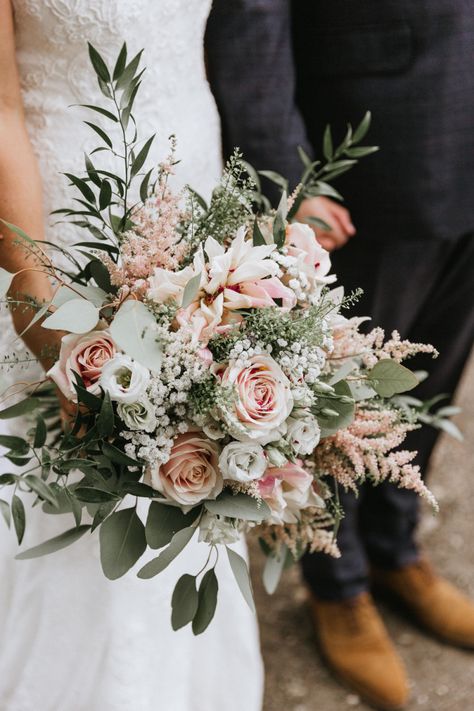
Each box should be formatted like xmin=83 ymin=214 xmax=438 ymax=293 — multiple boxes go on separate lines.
xmin=0 ymin=4 xmax=263 ymax=710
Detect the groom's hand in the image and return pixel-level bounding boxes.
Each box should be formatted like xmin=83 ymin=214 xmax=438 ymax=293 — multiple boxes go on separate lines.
xmin=295 ymin=196 xmax=356 ymax=252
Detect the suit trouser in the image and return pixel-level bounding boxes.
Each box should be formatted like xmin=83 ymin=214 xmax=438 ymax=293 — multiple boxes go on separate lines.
xmin=302 ymin=232 xmax=474 ymax=600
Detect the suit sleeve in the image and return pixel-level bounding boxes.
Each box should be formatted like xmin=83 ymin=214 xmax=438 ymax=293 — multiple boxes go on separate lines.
xmin=205 ymin=0 xmax=311 ymax=196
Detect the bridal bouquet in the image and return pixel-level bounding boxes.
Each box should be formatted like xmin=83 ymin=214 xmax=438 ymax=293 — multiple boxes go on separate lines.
xmin=0 ymin=45 xmax=449 ymax=632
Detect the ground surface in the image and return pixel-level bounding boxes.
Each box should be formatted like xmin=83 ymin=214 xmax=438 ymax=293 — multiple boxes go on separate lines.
xmin=251 ymin=356 xmax=474 ymax=711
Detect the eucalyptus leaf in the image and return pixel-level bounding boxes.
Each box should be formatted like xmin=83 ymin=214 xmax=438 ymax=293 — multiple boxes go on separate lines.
xmin=52 ymin=284 xmax=108 ymax=309
xmin=24 ymin=475 xmax=57 ymax=506
xmin=316 ymin=380 xmax=355 ymax=438
xmin=0 ymin=397 xmax=41 ymax=420
xmin=33 ymin=416 xmax=47 ymax=449
xmin=192 ymin=568 xmax=219 ymax=635
xmin=181 ymin=273 xmax=202 ymax=309
xmin=226 ymin=546 xmax=255 ymax=613
xmin=146 ymin=502 xmax=200 ymax=549
xmin=0 ymin=219 xmax=35 ymax=244
xmin=171 ymin=574 xmax=199 ymax=631
xmin=0 ymin=267 xmax=14 ymax=297
xmin=75 ymin=486 xmax=119 ymax=503
xmin=262 ymin=546 xmax=287 ymax=595
xmin=11 ymin=494 xmax=25 ymax=545
xmin=205 ymin=492 xmax=270 ymax=522
xmin=99 ymin=180 xmax=112 ymax=211
xmin=367 ymin=359 xmax=419 ymax=398
xmin=99 ymin=507 xmax=147 ymax=580
xmin=0 ymin=434 xmax=29 ymax=451
xmin=137 ymin=526 xmax=195 ymax=579
xmin=0 ymin=499 xmax=10 ymax=528
xmin=110 ymin=299 xmax=162 ymax=372
xmin=16 ymin=524 xmax=91 ymax=560
xmin=42 ymin=299 xmax=99 ymax=333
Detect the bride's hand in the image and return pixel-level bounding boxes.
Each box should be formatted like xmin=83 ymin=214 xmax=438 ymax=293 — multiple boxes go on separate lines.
xmin=295 ymin=196 xmax=356 ymax=252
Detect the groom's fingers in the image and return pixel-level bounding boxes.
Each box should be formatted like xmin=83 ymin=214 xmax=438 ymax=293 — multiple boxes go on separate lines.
xmin=327 ymin=203 xmax=356 ymax=237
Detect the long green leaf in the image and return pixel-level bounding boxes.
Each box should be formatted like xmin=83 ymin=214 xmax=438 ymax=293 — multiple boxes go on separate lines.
xmin=130 ymin=135 xmax=155 ymax=178
xmin=192 ymin=568 xmax=219 ymax=635
xmin=88 ymin=43 xmax=110 ymax=83
xmin=145 ymin=502 xmax=200 ymax=549
xmin=16 ymin=524 xmax=91 ymax=559
xmin=137 ymin=526 xmax=195 ymax=579
xmin=226 ymin=546 xmax=255 ymax=613
xmin=171 ymin=574 xmax=199 ymax=631
xmin=99 ymin=507 xmax=147 ymax=580
xmin=11 ymin=494 xmax=25 ymax=545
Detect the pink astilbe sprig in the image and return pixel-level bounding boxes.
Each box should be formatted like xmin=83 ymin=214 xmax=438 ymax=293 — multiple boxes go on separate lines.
xmin=314 ymin=405 xmax=438 ymax=510
xmin=105 ymin=146 xmax=189 ymax=292
xmin=329 ymin=320 xmax=438 ymax=369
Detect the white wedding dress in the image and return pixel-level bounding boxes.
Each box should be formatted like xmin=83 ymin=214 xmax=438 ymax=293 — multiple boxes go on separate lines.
xmin=0 ymin=2 xmax=264 ymax=710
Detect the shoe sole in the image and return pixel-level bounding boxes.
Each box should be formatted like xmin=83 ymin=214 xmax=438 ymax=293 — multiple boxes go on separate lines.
xmin=371 ymin=582 xmax=474 ymax=651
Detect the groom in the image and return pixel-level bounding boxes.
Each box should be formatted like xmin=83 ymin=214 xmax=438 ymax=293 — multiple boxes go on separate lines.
xmin=206 ymin=1 xmax=474 ymax=709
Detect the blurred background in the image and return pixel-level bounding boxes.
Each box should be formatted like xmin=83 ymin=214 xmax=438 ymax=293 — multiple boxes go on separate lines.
xmin=251 ymin=356 xmax=474 ymax=711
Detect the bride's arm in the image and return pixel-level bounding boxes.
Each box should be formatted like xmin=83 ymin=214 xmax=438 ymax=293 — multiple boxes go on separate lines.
xmin=0 ymin=1 xmax=59 ymax=369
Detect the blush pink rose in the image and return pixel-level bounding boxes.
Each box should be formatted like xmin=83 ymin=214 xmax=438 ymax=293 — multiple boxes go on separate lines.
xmin=48 ymin=330 xmax=117 ymax=400
xmin=285 ymin=222 xmax=332 ymax=278
xmin=220 ymin=354 xmax=294 ymax=444
xmin=176 ymin=293 xmax=224 ymax=345
xmin=149 ymin=432 xmax=223 ymax=506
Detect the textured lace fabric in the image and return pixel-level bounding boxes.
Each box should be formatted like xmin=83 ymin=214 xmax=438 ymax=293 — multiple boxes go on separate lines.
xmin=0 ymin=3 xmax=264 ymax=710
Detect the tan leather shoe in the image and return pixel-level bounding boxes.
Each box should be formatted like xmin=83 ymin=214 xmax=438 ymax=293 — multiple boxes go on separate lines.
xmin=372 ymin=558 xmax=474 ymax=648
xmin=309 ymin=592 xmax=409 ymax=711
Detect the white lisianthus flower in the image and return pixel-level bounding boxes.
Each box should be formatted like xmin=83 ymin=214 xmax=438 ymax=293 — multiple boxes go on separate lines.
xmin=286 ymin=410 xmax=321 ymax=455
xmin=117 ymin=398 xmax=156 ymax=433
xmin=202 ymin=419 xmax=226 ymax=441
xmin=99 ymin=354 xmax=150 ymax=404
xmin=219 ymin=441 xmax=267 ymax=483
xmin=198 ymin=511 xmax=241 ymax=545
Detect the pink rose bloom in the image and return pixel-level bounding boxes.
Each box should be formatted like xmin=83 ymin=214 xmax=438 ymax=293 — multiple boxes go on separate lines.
xmin=48 ymin=330 xmax=116 ymax=400
xmin=149 ymin=432 xmax=223 ymax=506
xmin=286 ymin=222 xmax=332 ymax=279
xmin=259 ymin=460 xmax=323 ymax=524
xmin=221 ymin=354 xmax=294 ymax=444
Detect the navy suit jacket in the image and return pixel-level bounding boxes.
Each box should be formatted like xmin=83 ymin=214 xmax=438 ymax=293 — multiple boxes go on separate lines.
xmin=206 ymin=0 xmax=474 ymax=243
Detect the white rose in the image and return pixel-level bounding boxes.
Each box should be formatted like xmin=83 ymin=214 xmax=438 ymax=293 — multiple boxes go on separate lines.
xmin=99 ymin=354 xmax=150 ymax=404
xmin=117 ymin=397 xmax=156 ymax=432
xmin=286 ymin=410 xmax=321 ymax=455
xmin=219 ymin=441 xmax=267 ymax=483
